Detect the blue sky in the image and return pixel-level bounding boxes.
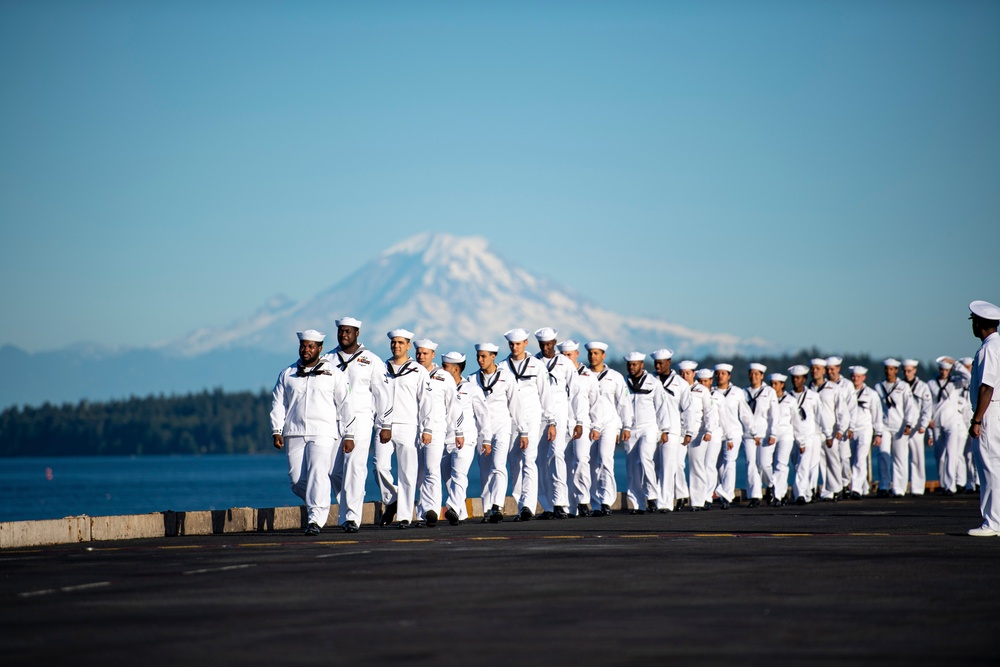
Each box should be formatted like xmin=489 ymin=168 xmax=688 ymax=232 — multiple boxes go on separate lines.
xmin=1 ymin=1 xmax=997 ymax=361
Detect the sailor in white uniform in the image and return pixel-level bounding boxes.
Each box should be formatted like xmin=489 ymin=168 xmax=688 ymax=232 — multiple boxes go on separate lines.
xmin=413 ymin=339 xmax=459 ymax=527
xmin=901 ymin=359 xmax=933 ymax=495
xmin=473 ymin=342 xmax=529 ymax=523
xmin=534 ymin=327 xmax=577 ymax=520
xmin=967 ymin=300 xmax=1000 ymax=536
xmin=322 ymin=316 xmax=388 ymax=533
xmin=653 ymin=349 xmax=686 ymax=512
xmin=768 ymin=373 xmax=795 ymax=505
xmin=929 ymin=357 xmax=963 ymax=495
xmin=952 ymin=356 xmax=979 ymax=492
xmin=743 ymin=362 xmax=779 ymax=507
xmin=875 ymin=358 xmax=918 ymax=497
xmin=826 ymin=356 xmax=855 ymax=491
xmin=559 ymin=340 xmax=601 ymax=517
xmin=270 ymin=330 xmax=356 ymax=535
xmin=623 ymin=352 xmax=672 ymax=513
xmin=587 ymin=341 xmax=633 ymax=516
xmin=788 ymin=365 xmax=828 ymax=504
xmin=678 ymin=362 xmax=710 ymax=510
xmin=809 ymin=358 xmax=848 ymax=501
xmin=440 ymin=351 xmax=492 ymax=525
xmin=844 ymin=366 xmax=883 ymax=498
xmin=712 ymin=364 xmax=747 ymax=509
xmin=377 ymin=328 xmax=432 ymax=528
xmin=696 ymin=369 xmax=730 ymax=509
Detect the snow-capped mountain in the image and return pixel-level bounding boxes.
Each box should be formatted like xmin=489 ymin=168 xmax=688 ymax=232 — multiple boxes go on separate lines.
xmin=164 ymin=232 xmax=776 ymax=358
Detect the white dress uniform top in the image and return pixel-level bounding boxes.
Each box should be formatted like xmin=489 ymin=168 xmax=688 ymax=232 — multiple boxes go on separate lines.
xmin=623 ymin=356 xmax=673 ymax=512
xmin=743 ymin=369 xmax=780 ymax=502
xmin=415 ymin=343 xmax=461 ymax=523
xmin=788 ymin=370 xmax=828 ymax=503
xmin=535 ymin=328 xmax=578 ymax=515
xmin=688 ymin=369 xmax=721 ymax=509
xmin=875 ymin=362 xmax=919 ymax=496
xmin=845 ymin=369 xmax=883 ymax=496
xmin=712 ymin=378 xmax=749 ymax=505
xmin=902 ymin=361 xmax=934 ymax=496
xmin=589 ymin=345 xmax=633 ymax=511
xmin=827 ymin=356 xmax=856 ymax=489
xmin=769 ymin=377 xmax=796 ymax=503
xmin=969 ymin=300 xmax=1000 ymax=534
xmin=270 ymin=347 xmax=356 ymax=528
xmin=322 ymin=329 xmax=389 ymax=528
xmin=656 ymin=361 xmax=687 ymax=511
xmin=809 ymin=375 xmax=850 ymax=500
xmin=929 ymin=359 xmax=964 ymax=494
xmin=378 ymin=335 xmax=433 ymax=525
xmin=443 ymin=361 xmax=493 ymax=521
xmin=561 ymin=342 xmax=602 ymax=515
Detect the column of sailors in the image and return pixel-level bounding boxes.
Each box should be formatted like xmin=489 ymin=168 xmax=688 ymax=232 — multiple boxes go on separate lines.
xmin=269 ymin=318 xmax=981 ymax=534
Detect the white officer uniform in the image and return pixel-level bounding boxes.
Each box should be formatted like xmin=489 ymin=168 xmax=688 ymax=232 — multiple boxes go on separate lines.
xmin=559 ymin=340 xmax=602 ymax=515
xmin=588 ymin=342 xmax=633 ymax=512
xmin=968 ymin=300 xmax=1000 ymax=535
xmin=442 ymin=352 xmax=493 ymax=522
xmin=534 ymin=328 xmax=577 ymax=516
xmin=654 ymin=349 xmax=686 ymax=511
xmin=623 ymin=353 xmax=672 ymax=512
xmin=844 ymin=367 xmax=883 ymax=496
xmin=472 ymin=342 xmax=528 ymax=516
xmin=788 ymin=366 xmax=828 ymax=503
xmin=688 ymin=368 xmax=721 ymax=509
xmin=322 ymin=317 xmax=388 ymax=528
xmin=929 ymin=358 xmax=963 ymax=493
xmin=743 ymin=363 xmax=780 ymax=502
xmin=809 ymin=359 xmax=849 ymax=500
xmin=413 ymin=339 xmax=460 ymax=524
xmin=768 ymin=374 xmax=795 ymax=503
xmin=270 ymin=330 xmax=356 ymax=528
xmin=377 ymin=329 xmax=433 ymax=525
xmin=875 ymin=359 xmax=919 ymax=496
xmin=902 ymin=359 xmax=933 ymax=495
xmin=827 ymin=356 xmax=856 ymax=489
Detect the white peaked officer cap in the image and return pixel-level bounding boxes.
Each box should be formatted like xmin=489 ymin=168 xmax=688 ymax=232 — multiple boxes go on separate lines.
xmin=970 ymin=300 xmax=1000 ymax=320
xmin=714 ymin=363 xmax=734 ymax=373
xmin=504 ymin=328 xmax=530 ymax=342
xmin=387 ymin=328 xmax=414 ymax=340
xmin=902 ymin=359 xmax=919 ymax=368
xmin=769 ymin=373 xmax=787 ymax=383
xmin=413 ymin=338 xmax=438 ymax=351
xmin=623 ymin=352 xmax=646 ymax=362
xmin=336 ymin=317 xmax=362 ymax=328
xmin=651 ymin=348 xmax=674 ymax=360
xmin=749 ymin=363 xmax=767 ymax=373
xmin=825 ymin=356 xmax=843 ymax=366
xmin=960 ymin=356 xmax=973 ymax=366
xmin=585 ymin=341 xmax=609 ymax=351
xmin=677 ymin=360 xmax=698 ymax=371
xmin=475 ymin=342 xmax=499 ymax=353
xmin=935 ymin=356 xmax=953 ymax=370
xmin=788 ymin=365 xmax=809 ymax=376
xmin=441 ymin=351 xmax=465 ymax=364
xmin=850 ymin=366 xmax=869 ymax=376
xmin=534 ymin=327 xmax=558 ymax=342
xmin=558 ymin=339 xmax=580 ymax=352
xmin=883 ymin=358 xmax=901 ymax=368
xmin=810 ymin=358 xmax=828 ymax=367
xmin=297 ymin=329 xmax=326 ymax=342
xmin=695 ymin=369 xmax=714 ymax=380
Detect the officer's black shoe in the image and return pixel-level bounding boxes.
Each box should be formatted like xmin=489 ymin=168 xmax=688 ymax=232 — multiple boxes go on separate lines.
xmin=553 ymin=506 xmax=569 ymax=519
xmin=488 ymin=505 xmax=504 ymax=523
xmin=747 ymin=498 xmax=761 ymax=508
xmin=577 ymin=504 xmax=591 ymax=517
xmin=720 ymin=499 xmax=731 ymax=510
xmin=380 ymin=501 xmax=397 ymax=526
xmin=795 ymin=496 xmax=806 ymax=506
xmin=343 ymin=521 xmax=359 ymax=534
xmin=425 ymin=510 xmax=438 ymax=527
xmin=397 ymin=520 xmax=410 ymax=529
xmin=305 ymin=522 xmax=321 ymax=536
xmin=518 ymin=507 xmax=533 ymax=522
xmin=445 ymin=508 xmax=460 ymax=525
xmin=536 ymin=511 xmax=554 ymax=520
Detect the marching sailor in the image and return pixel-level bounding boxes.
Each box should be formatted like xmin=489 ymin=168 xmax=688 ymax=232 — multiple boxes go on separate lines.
xmin=901 ymin=359 xmax=933 ymax=495
xmin=653 ymin=349 xmax=686 ymax=512
xmin=789 ymin=365 xmax=828 ymax=505
xmin=844 ymin=366 xmax=883 ymax=498
xmin=826 ymin=356 xmax=856 ymax=491
xmin=558 ymin=340 xmax=602 ymax=517
xmin=809 ymin=358 xmax=848 ymax=501
xmin=967 ymin=300 xmax=1000 ymax=536
xmin=270 ymin=330 xmax=356 ymax=535
xmin=696 ymin=369 xmax=730 ymax=509
xmin=677 ymin=362 xmax=712 ymax=510
xmin=929 ymin=357 xmax=963 ymax=495
xmin=534 ymin=327 xmax=577 ymax=520
xmin=768 ymin=373 xmax=795 ymax=505
xmin=322 ymin=316 xmax=388 ymax=533
xmin=413 ymin=339 xmax=459 ymax=527
xmin=712 ymin=364 xmax=747 ymax=509
xmin=875 ymin=358 xmax=918 ymax=497
xmin=743 ymin=362 xmax=779 ymax=507
xmin=587 ymin=341 xmax=633 ymax=516
xmin=623 ymin=352 xmax=672 ymax=513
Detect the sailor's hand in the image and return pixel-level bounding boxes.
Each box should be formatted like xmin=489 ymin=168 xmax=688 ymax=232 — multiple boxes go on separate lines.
xmin=622 ymin=430 xmax=631 ymax=442
xmin=826 ymin=438 xmax=834 ymax=448
xmin=904 ymin=426 xmax=912 ymax=436
xmin=421 ymin=432 xmax=432 ymax=445
xmin=660 ymin=432 xmax=669 ymax=445
xmin=846 ymin=429 xmax=854 ymax=440
xmin=342 ymin=438 xmax=355 ymax=453
xmin=547 ymin=424 xmax=557 ymax=442
xmin=970 ymin=423 xmax=982 ymax=439
xmin=704 ymin=433 xmax=712 ymax=442
xmin=874 ymin=435 xmax=882 ymax=447
xmin=379 ymin=428 xmax=392 ymax=444
xmin=573 ymin=425 xmax=583 ymax=440
xmin=272 ymin=434 xmax=284 ymax=450
xmin=683 ymin=435 xmax=692 ymax=446
xmin=519 ymin=436 xmax=529 ymax=450
xmin=768 ymin=436 xmax=776 ymax=446
xmin=482 ymin=443 xmax=492 ymax=456
xmin=456 ymin=436 xmax=465 ymax=449
xmin=726 ymin=440 xmax=734 ymax=451
xmin=590 ymin=429 xmax=600 ymax=441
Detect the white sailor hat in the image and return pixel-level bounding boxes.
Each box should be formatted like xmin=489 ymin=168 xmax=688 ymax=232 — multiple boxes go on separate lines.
xmin=883 ymin=358 xmax=901 ymax=368
xmin=695 ymin=368 xmax=714 ymax=380
xmin=585 ymin=341 xmax=609 ymax=351
xmin=441 ymin=351 xmax=466 ymax=364
xmin=387 ymin=328 xmax=414 ymax=340
xmin=335 ymin=317 xmax=362 ymax=329
xmin=677 ymin=360 xmax=698 ymax=371
xmin=413 ymin=338 xmax=438 ymax=351
xmin=959 ymin=356 xmax=973 ymax=366
xmin=504 ymin=328 xmax=529 ymax=343
xmin=769 ymin=373 xmax=787 ymax=383
xmin=475 ymin=342 xmax=499 ymax=353
xmin=849 ymin=365 xmax=869 ymax=376
xmin=557 ymin=339 xmax=580 ymax=352
xmin=297 ymin=329 xmax=326 ymax=342
xmin=788 ymin=365 xmax=809 ymax=376
xmin=534 ymin=327 xmax=558 ymax=342
xmin=809 ymin=358 xmax=827 ymax=367
xmin=825 ymin=356 xmax=843 ymax=366
xmin=714 ymin=363 xmax=733 ymax=373
xmin=935 ymin=356 xmax=954 ymax=370
xmin=902 ymin=359 xmax=919 ymax=368
xmin=651 ymin=348 xmax=674 ymax=360
xmin=748 ymin=363 xmax=767 ymax=373
xmin=970 ymin=300 xmax=1000 ymax=321
xmin=623 ymin=352 xmax=646 ymax=362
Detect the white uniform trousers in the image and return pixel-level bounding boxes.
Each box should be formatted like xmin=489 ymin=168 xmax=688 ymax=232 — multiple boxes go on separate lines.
xmin=687 ymin=434 xmax=715 ymax=508
xmin=772 ymin=433 xmax=794 ymax=501
xmin=656 ymin=438 xmax=679 ymax=511
xmin=908 ymin=430 xmax=928 ymax=495
xmin=758 ymin=440 xmax=776 ymax=492
xmin=374 ymin=433 xmax=397 ymax=506
xmin=285 ymin=435 xmax=336 ymax=527
xmin=964 ymin=436 xmax=980 ymax=490
xmin=390 ymin=424 xmax=419 ymax=522
xmin=509 ymin=409 xmax=542 ymax=513
xmin=820 ymin=438 xmax=844 ymax=499
xmin=625 ymin=424 xmax=659 ymax=509
xmin=674 ymin=442 xmax=689 ymax=501
xmin=707 ymin=436 xmax=723 ymax=500
xmin=745 ymin=437 xmax=763 ymax=500
xmin=480 ymin=429 xmax=512 ymax=511
xmin=330 ymin=412 xmax=374 ymax=526
xmin=590 ymin=430 xmax=618 ymax=507
xmin=849 ymin=427 xmax=874 ymax=496
xmin=716 ymin=438 xmax=744 ymax=503
xmin=890 ymin=429 xmax=912 ymax=496
xmin=933 ymin=421 xmax=962 ymax=493
xmin=567 ymin=433 xmax=589 ymax=511
xmin=876 ymin=429 xmax=895 ymax=493
xmin=416 ymin=432 xmax=446 ymax=521
xmin=537 ymin=420 xmax=569 ymax=512
xmin=974 ymin=406 xmax=1000 ymax=531
xmin=443 ymin=439 xmax=477 ymax=520
xmin=809 ymin=436 xmax=825 ymax=496
xmin=839 ymin=439 xmax=852 ymax=489
xmin=793 ymin=436 xmax=818 ymax=502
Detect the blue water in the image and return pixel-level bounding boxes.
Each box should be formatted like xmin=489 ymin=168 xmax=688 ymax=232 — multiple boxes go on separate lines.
xmin=0 ymin=446 xmax=938 ymax=523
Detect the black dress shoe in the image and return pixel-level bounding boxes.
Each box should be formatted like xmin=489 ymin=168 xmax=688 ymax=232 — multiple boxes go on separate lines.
xmin=647 ymin=500 xmax=658 ymax=513
xmin=553 ymin=506 xmax=569 ymax=519
xmin=343 ymin=521 xmax=359 ymax=533
xmin=850 ymin=491 xmax=862 ymax=500
xmin=488 ymin=505 xmax=504 ymax=523
xmin=519 ymin=507 xmax=533 ymax=522
xmin=659 ymin=508 xmax=670 ymax=514
xmin=691 ymin=505 xmax=701 ymax=512
xmin=577 ymin=504 xmax=592 ymax=517
xmin=397 ymin=520 xmax=410 ymax=529
xmin=305 ymin=522 xmax=321 ymax=536
xmin=425 ymin=510 xmax=438 ymax=527
xmin=747 ymin=498 xmax=760 ymax=508
xmin=536 ymin=511 xmax=554 ymax=520
xmin=703 ymin=502 xmax=711 ymax=511
xmin=380 ymin=501 xmax=397 ymax=526
xmin=795 ymin=496 xmax=806 ymax=506
xmin=445 ymin=508 xmax=460 ymax=525
xmin=720 ymin=499 xmax=730 ymax=510
xmin=769 ymin=497 xmax=782 ymax=507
